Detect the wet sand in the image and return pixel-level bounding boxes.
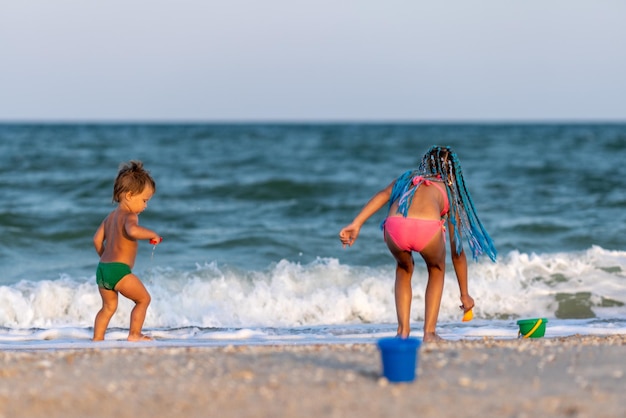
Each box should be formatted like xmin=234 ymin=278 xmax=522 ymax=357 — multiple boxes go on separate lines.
xmin=1 ymin=335 xmax=625 ymax=418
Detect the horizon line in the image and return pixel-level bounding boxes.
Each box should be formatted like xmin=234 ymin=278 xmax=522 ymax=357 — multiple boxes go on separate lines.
xmin=1 ymin=118 xmax=626 ymax=125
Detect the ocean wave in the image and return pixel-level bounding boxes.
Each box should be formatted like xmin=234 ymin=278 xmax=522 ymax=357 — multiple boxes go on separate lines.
xmin=1 ymin=247 xmax=624 ymax=331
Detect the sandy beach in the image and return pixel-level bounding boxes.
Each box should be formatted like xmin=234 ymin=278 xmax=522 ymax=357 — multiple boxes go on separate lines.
xmin=1 ymin=335 xmax=625 ymax=418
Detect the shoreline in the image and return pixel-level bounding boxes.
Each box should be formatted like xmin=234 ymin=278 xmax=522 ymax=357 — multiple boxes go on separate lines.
xmin=1 ymin=335 xmax=625 ymax=418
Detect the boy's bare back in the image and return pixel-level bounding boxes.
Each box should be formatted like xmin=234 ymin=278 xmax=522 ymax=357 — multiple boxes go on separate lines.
xmin=95 ymin=208 xmax=140 ymax=268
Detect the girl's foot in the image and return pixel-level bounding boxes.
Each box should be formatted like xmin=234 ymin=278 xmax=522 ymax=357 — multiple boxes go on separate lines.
xmin=127 ymin=334 xmax=153 ymax=342
xmin=423 ymin=332 xmax=444 ymax=343
xmin=396 ymin=326 xmax=411 ymax=339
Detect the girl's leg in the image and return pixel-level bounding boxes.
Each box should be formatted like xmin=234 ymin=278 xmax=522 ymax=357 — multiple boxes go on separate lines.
xmin=385 ymin=232 xmax=414 ymax=338
xmin=419 ymin=234 xmax=447 ymax=342
xmin=93 ymin=288 xmax=118 ymax=341
xmin=115 ymin=274 xmax=152 ymax=341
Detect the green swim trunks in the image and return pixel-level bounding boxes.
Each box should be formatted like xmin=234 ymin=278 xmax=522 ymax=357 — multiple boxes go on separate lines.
xmin=96 ymin=262 xmax=132 ymax=290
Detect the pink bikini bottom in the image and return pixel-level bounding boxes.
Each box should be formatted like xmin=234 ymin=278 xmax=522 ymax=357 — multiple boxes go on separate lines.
xmin=383 ymin=216 xmax=445 ymax=253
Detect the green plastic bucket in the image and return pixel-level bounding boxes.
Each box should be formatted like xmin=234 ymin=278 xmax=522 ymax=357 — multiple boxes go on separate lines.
xmin=517 ymin=318 xmax=548 ymax=338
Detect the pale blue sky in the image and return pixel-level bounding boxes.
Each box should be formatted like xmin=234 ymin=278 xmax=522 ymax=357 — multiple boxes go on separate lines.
xmin=1 ymin=1 xmax=625 ymax=122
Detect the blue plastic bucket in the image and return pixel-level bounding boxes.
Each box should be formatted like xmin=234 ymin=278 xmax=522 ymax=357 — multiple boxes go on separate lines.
xmin=377 ymin=337 xmax=422 ymax=383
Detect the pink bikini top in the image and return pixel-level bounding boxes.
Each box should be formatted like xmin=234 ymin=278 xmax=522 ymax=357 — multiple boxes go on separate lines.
xmin=411 ymin=176 xmax=450 ymax=216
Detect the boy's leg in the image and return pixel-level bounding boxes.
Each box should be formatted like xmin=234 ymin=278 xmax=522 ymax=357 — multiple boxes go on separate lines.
xmin=385 ymin=232 xmax=414 ymax=338
xmin=93 ymin=288 xmax=118 ymax=341
xmin=115 ymin=274 xmax=152 ymax=341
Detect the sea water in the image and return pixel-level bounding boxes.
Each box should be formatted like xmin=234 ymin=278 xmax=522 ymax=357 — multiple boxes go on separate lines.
xmin=1 ymin=123 xmax=625 ymax=349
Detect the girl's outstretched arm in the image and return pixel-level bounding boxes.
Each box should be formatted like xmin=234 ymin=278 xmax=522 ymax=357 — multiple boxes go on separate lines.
xmin=339 ymin=181 xmax=394 ymax=248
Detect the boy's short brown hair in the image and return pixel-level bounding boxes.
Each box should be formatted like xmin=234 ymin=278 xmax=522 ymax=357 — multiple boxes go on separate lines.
xmin=112 ymin=160 xmax=156 ymax=203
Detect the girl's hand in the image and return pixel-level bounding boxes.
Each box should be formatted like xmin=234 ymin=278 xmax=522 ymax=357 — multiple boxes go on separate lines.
xmin=460 ymin=294 xmax=475 ymax=321
xmin=339 ymin=224 xmax=361 ymax=248
xmin=149 ymin=236 xmax=163 ymax=245
xmin=459 ymin=294 xmax=474 ymax=312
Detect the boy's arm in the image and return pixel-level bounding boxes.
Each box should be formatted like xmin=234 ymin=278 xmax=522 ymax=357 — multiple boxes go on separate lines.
xmin=93 ymin=222 xmax=105 ymax=257
xmin=124 ymin=213 xmax=161 ymax=242
xmin=339 ymin=181 xmax=394 ymax=248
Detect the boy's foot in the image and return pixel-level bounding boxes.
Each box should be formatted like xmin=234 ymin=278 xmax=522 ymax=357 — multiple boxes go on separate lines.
xmin=127 ymin=334 xmax=153 ymax=342
xmin=423 ymin=332 xmax=444 ymax=343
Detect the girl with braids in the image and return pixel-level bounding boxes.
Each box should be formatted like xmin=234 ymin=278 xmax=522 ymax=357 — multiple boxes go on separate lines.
xmin=339 ymin=146 xmax=496 ymax=342
xmin=93 ymin=161 xmax=163 ymax=341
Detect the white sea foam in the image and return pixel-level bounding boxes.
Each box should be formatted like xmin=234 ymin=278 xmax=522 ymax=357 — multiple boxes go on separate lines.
xmin=0 ymin=247 xmax=625 ymax=347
